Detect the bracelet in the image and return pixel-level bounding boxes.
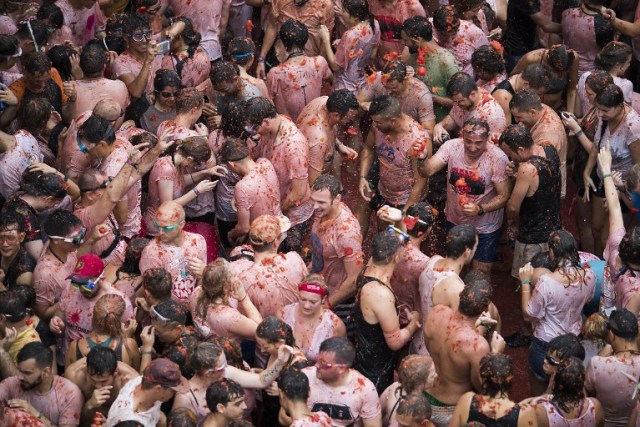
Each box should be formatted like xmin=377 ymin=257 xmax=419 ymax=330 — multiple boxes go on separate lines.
xmin=521 ymin=289 xmax=530 ymax=293
xmin=193 ymin=187 xmax=201 ymax=196
xmin=603 ymin=173 xmax=613 ymax=180
xmin=141 ymin=350 xmax=153 ymax=356
xmin=237 ymin=293 xmax=248 ymax=302
xmin=521 ymin=279 xmax=531 ymax=285
xmin=258 ymin=56 xmax=266 ymax=63
xmin=126 ymin=160 xmax=139 ymax=170
xmin=575 ymin=129 xmax=584 ymax=138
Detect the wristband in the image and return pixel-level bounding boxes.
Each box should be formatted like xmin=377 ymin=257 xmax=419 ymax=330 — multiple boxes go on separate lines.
xmin=126 ymin=160 xmax=139 ymax=170
xmin=193 ymin=187 xmax=201 ymax=196
xmin=575 ymin=129 xmax=584 ymax=138
xmin=521 ymin=279 xmax=531 ymax=285
xmin=258 ymin=56 xmax=266 ymax=63
xmin=141 ymin=350 xmax=153 ymax=356
xmin=603 ymin=173 xmax=613 ymax=180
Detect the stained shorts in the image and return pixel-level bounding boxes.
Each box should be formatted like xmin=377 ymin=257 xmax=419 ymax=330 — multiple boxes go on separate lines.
xmin=422 ymin=391 xmax=456 ymax=427
xmin=446 ymin=222 xmax=501 ymax=263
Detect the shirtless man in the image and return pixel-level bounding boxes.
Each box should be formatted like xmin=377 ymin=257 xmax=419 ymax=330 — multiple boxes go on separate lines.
xmin=424 ymin=280 xmax=505 ymax=427
xmin=65 ymin=346 xmax=139 ymax=425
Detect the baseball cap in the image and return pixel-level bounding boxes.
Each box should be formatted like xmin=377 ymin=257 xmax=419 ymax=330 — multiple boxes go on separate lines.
xmin=143 ymin=358 xmax=189 ymax=393
xmin=607 ymin=309 xmax=638 ymax=339
xmin=248 ymin=215 xmax=291 ymax=245
xmin=67 ymin=254 xmax=105 ymax=283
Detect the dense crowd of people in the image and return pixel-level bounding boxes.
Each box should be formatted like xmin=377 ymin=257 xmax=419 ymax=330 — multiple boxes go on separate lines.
xmin=1 ymin=0 xmax=640 ymax=425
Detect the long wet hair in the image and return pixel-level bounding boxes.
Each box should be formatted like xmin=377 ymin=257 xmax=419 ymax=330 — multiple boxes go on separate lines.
xmin=548 ymin=230 xmax=586 ymax=285
xmin=116 ymin=238 xmax=150 ymax=281
xmin=551 ymin=357 xmax=586 ymax=413
xmin=256 ymin=316 xmax=294 ymax=346
xmin=92 ymin=294 xmax=126 ymax=337
xmin=196 ymin=259 xmax=231 ymax=319
xmin=343 ymin=0 xmax=376 ymax=33
xmin=479 ymin=353 xmax=513 ymax=397
xmin=396 ymin=355 xmax=433 ymax=397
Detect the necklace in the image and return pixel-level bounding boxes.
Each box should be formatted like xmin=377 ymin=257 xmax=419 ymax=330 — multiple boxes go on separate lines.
xmin=48 ymin=247 xmax=66 ymax=264
xmin=287 ymin=51 xmax=304 ymax=61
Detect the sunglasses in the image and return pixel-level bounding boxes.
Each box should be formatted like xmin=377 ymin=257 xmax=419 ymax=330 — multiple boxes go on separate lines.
xmin=83 ymin=177 xmax=112 ymax=192
xmin=207 ymin=362 xmax=228 ymax=374
xmin=71 ymin=273 xmax=103 ymax=293
xmin=159 ymin=91 xmax=179 ymax=98
xmin=77 ymin=134 xmax=90 ymax=154
xmin=150 ymin=304 xmax=175 ymax=323
xmin=49 ymin=227 xmax=87 ymax=246
xmin=545 ymin=355 xmax=561 ymax=366
xmin=130 ymin=30 xmax=152 ymax=42
xmin=153 ymin=221 xmax=181 ymax=233
xmin=386 ymin=225 xmax=410 ymax=245
xmin=315 ymin=362 xmax=347 ymax=370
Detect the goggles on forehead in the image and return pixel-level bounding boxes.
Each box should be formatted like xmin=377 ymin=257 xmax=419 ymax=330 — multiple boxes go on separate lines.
xmin=49 ymin=227 xmax=87 ymax=246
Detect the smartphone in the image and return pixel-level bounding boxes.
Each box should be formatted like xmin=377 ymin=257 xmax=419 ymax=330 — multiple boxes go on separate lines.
xmin=156 ymin=40 xmax=171 ymax=55
xmin=561 ymin=111 xmax=571 ymax=119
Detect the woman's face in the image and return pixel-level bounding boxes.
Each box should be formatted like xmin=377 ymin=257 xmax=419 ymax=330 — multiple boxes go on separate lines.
xmin=596 ymin=102 xmax=622 ymax=121
xmin=298 ymin=291 xmax=323 ymax=316
xmin=156 ymin=85 xmax=180 ymax=109
xmin=585 ymin=85 xmax=597 ymax=105
xmin=255 ymin=336 xmax=281 ymax=356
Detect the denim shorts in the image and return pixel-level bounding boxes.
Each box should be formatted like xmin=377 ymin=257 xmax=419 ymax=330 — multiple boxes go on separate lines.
xmin=446 ymin=222 xmax=501 ymax=263
xmin=528 ymin=336 xmax=550 ymax=382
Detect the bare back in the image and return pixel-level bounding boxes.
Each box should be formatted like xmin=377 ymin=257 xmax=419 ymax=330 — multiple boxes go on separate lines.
xmin=424 ymin=305 xmax=489 ymax=404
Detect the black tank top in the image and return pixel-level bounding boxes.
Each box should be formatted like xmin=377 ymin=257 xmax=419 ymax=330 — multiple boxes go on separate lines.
xmin=518 ymin=145 xmax=561 ymax=244
xmin=492 ymin=79 xmax=515 ymax=96
xmin=353 ymin=275 xmax=397 ymax=381
xmin=468 ymin=395 xmax=520 ymax=426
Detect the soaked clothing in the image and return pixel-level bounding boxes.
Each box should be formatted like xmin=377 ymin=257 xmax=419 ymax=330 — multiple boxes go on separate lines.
xmin=542 ymin=398 xmax=597 ymax=426
xmin=493 ymin=79 xmax=516 ymax=96
xmin=468 ymin=395 xmax=520 ymax=426
xmin=353 ymin=275 xmax=397 ymax=394
xmin=75 ymin=336 xmax=124 ymax=361
xmin=502 ymin=0 xmax=542 ymax=57
xmin=3 ymin=247 xmax=36 ymax=290
xmin=423 ymin=390 xmax=456 ymax=427
xmin=518 ymin=145 xmax=561 ymax=244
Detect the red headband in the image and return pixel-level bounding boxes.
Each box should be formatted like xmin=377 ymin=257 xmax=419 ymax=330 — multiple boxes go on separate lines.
xmin=298 ymin=282 xmax=327 ymax=296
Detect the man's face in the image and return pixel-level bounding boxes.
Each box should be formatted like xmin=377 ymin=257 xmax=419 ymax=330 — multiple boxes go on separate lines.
xmin=499 ymin=142 xmax=523 ymax=163
xmin=18 ymin=359 xmax=44 ymax=391
xmin=451 ymin=92 xmax=474 ymax=111
xmin=151 ymin=318 xmax=183 ymax=343
xmin=311 ymin=189 xmax=338 ymax=219
xmin=222 ymin=395 xmax=248 ymax=421
xmin=156 ymin=386 xmax=176 ymax=403
xmin=24 ymin=70 xmax=49 ymax=93
xmin=462 ymin=131 xmax=488 ymax=161
xmin=400 ymin=31 xmax=419 ymax=54
xmin=77 ymin=274 xmax=103 ymax=299
xmin=315 ymin=351 xmax=344 ymax=383
xmin=371 ymin=114 xmax=395 ymax=134
xmin=88 ymin=371 xmax=115 ymax=390
xmin=214 ymin=77 xmax=240 ymax=96
xmin=337 ymin=108 xmax=359 ymax=127
xmin=0 ymin=227 xmax=23 ymax=258
xmin=510 ymin=107 xmax=536 ymax=128
xmin=396 ymin=414 xmax=422 ymax=427
xmin=542 ymin=350 xmax=561 ymax=376
xmin=383 ymin=79 xmax=405 ymax=97
xmin=51 ymin=224 xmax=88 ymax=253
xmin=155 ymin=207 xmax=184 ymax=244
xmin=127 ymin=29 xmax=152 ymax=54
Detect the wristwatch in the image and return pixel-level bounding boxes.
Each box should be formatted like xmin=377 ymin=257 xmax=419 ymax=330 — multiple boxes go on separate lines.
xmin=477 ymin=205 xmax=485 ymax=216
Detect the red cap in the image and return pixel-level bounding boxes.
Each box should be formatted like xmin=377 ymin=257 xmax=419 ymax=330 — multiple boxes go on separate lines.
xmin=143 ymin=358 xmax=189 ymax=393
xmin=67 ymin=254 xmax=105 ymax=283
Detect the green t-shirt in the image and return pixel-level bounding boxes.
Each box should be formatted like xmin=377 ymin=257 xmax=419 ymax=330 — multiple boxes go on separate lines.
xmin=407 ymin=48 xmax=460 ymax=122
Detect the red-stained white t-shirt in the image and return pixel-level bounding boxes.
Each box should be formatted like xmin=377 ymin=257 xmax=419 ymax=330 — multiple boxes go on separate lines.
xmin=448 ymin=89 xmax=506 ymax=142
xmin=333 ymin=21 xmax=381 ymax=91
xmin=33 ymin=250 xmax=78 ymax=308
xmin=111 ymin=51 xmax=144 ymax=81
xmin=106 ymin=376 xmax=161 ymax=427
xmin=56 ymin=0 xmax=106 ymax=47
xmin=0 ymin=376 xmax=83 ymax=426
xmin=73 ymin=78 xmax=130 ymax=120
xmin=290 ymin=412 xmax=334 ymax=427
xmin=297 ymin=96 xmax=337 ymax=176
xmin=234 ymin=158 xmax=283 ymax=223
xmin=60 ymin=111 xmax=94 ymax=179
xmin=434 ymin=138 xmax=509 ymax=234
xmin=310 ymin=203 xmax=364 ymax=292
xmin=561 ymin=8 xmax=600 ymax=77
xmin=238 ymin=252 xmax=308 ymax=317
xmin=139 ymin=231 xmax=207 ymax=305
xmin=605 ymin=227 xmax=640 ymax=313
xmin=58 ymin=283 xmax=133 ymax=357
xmin=374 ymin=118 xmax=427 ymax=205
xmin=98 ymin=139 xmax=142 ymax=239
xmin=302 ymin=366 xmax=381 ymax=427
xmin=433 ymin=20 xmax=488 ymax=75
xmin=0 ymin=130 xmax=43 ymax=200
xmin=147 ymin=49 xmax=211 ymax=93
xmin=189 ymin=287 xmax=247 ymax=341
xmin=144 ymin=156 xmax=184 ymax=235
xmin=266 ymin=56 xmax=332 ymax=122
xmin=359 ymin=73 xmax=435 ymax=126
xmin=281 ymin=304 xmax=343 ymax=362
xmin=254 ymin=117 xmax=314 ymax=226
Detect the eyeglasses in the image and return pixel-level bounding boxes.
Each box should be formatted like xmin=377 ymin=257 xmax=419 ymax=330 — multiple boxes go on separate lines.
xmin=0 ymin=233 xmax=20 ymax=244
xmin=71 ymin=273 xmax=103 ymax=293
xmin=83 ymin=177 xmax=112 ymax=192
xmin=48 ymin=227 xmax=87 ymax=246
xmin=545 ymin=355 xmax=561 ymax=366
xmin=159 ymin=91 xmax=179 ymax=98
xmin=130 ymin=30 xmax=153 ymax=42
xmin=315 ymin=362 xmax=347 ymax=370
xmin=153 ymin=221 xmax=181 ymax=233
xmin=387 ymin=225 xmax=409 ymax=245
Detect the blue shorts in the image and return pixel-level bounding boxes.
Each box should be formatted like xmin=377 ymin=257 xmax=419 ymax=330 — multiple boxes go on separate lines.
xmin=446 ymin=222 xmax=501 ymax=263
xmin=528 ymin=336 xmax=550 ymax=382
